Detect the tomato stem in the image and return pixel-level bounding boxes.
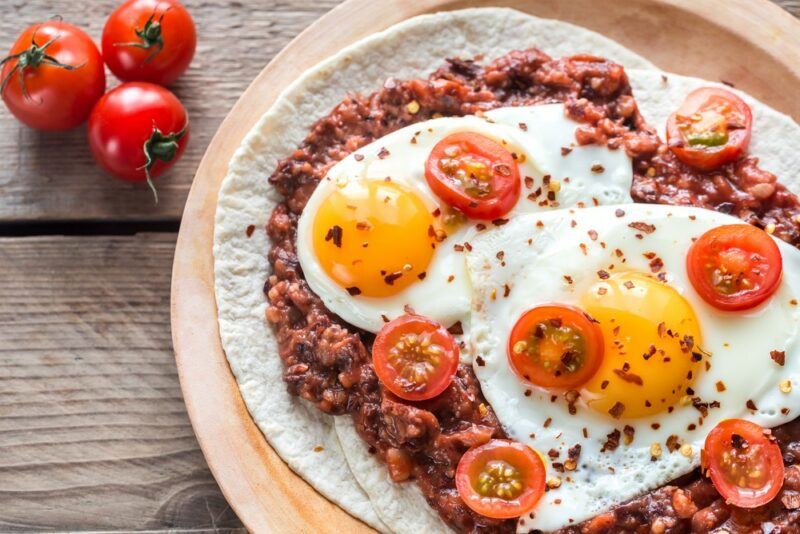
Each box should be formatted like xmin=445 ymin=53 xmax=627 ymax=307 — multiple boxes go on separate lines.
xmin=0 ymin=28 xmax=84 ymax=100
xmin=139 ymin=122 xmax=187 ymax=204
xmin=113 ymin=8 xmax=170 ymax=63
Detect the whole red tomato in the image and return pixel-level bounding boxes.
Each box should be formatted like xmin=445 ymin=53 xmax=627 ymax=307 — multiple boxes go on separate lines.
xmin=102 ymin=0 xmax=196 ymax=85
xmin=88 ymin=82 xmax=189 ymax=201
xmin=1 ymin=20 xmax=106 ymax=131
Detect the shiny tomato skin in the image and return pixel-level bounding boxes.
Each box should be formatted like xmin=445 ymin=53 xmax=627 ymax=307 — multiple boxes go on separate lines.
xmin=425 ymin=132 xmax=521 ymax=220
xmin=508 ymin=304 xmax=604 ymax=389
xmin=666 ymin=87 xmax=752 ymax=171
xmin=1 ymin=21 xmax=105 ymax=131
xmin=102 ymin=0 xmax=196 ymax=85
xmin=703 ymin=419 xmax=784 ymax=508
xmin=88 ymin=82 xmax=188 ymax=182
xmin=456 ymin=439 xmax=546 ymax=519
xmin=686 ymin=224 xmax=782 ymax=311
xmin=372 ymin=315 xmax=459 ymax=401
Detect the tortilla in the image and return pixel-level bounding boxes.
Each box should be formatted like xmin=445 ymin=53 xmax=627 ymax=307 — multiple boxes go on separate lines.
xmin=214 ymin=7 xmax=655 ymax=532
xmin=214 ymin=6 xmax=799 ymax=533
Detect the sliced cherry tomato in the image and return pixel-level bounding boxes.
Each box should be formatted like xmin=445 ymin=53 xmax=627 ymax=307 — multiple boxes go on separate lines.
xmin=666 ymin=87 xmax=753 ymax=171
xmin=88 ymin=82 xmax=189 ymax=201
xmin=456 ymin=439 xmax=545 ymax=519
xmin=508 ymin=305 xmax=604 ymax=389
xmin=372 ymin=315 xmax=459 ymax=401
xmin=425 ymin=132 xmax=521 ymax=220
xmin=686 ymin=224 xmax=782 ymax=311
xmin=1 ymin=20 xmax=105 ymax=131
xmin=703 ymin=419 xmax=784 ymax=508
xmin=102 ymin=0 xmax=196 ymax=85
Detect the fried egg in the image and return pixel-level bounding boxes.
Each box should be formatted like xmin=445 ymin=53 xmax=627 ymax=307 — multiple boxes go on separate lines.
xmin=297 ymin=104 xmax=633 ymax=334
xmin=465 ymin=204 xmax=800 ymax=530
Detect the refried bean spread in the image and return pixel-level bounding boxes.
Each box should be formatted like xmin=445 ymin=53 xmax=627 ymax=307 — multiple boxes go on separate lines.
xmin=263 ymin=50 xmax=800 ymax=532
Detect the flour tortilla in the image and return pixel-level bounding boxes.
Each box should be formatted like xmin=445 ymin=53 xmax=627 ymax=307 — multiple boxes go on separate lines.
xmin=214 ymin=6 xmax=798 ymax=534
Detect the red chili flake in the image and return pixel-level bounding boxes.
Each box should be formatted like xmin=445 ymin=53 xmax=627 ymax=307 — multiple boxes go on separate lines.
xmin=453 ymin=244 xmax=464 ymax=252
xmin=519 ymin=122 xmax=528 ymax=131
xmin=649 ymin=257 xmax=664 ymax=273
xmin=563 ymin=275 xmax=574 ymax=284
xmin=597 ymin=270 xmax=610 ymax=280
xmin=597 ymin=287 xmax=607 ymax=295
xmin=615 ymin=209 xmax=625 ymax=217
xmin=464 ymin=242 xmax=473 ymax=251
xmin=614 ymin=369 xmax=644 ymax=386
xmin=771 ymin=350 xmax=786 ymax=366
xmin=622 ymin=425 xmax=635 ymax=445
xmin=601 ymin=429 xmax=621 ymax=452
xmin=381 ymin=314 xmax=390 ymax=322
xmin=608 ymin=402 xmax=625 ymax=419
xmin=657 ymin=322 xmax=666 ymax=337
xmin=384 ymin=272 xmax=403 ymax=285
xmin=567 ymin=443 xmax=582 ymax=463
xmin=651 ymin=423 xmax=661 ymax=430
xmin=782 ymin=408 xmax=791 ymax=415
xmin=503 ymin=284 xmax=511 ymax=298
xmin=600 ymin=380 xmax=609 ymax=390
xmin=543 ymin=417 xmax=552 ymax=428
xmin=432 ymin=208 xmax=441 ymax=217
xmin=588 ymin=229 xmax=598 ymax=241
xmin=591 ymin=164 xmax=605 ymax=173
xmin=561 ymin=147 xmax=573 ymax=156
xmin=325 ymin=225 xmax=343 ymax=247
xmin=623 ymin=281 xmax=635 ymax=290
xmin=245 ymin=224 xmax=256 ymax=237
xmin=476 ymin=356 xmax=486 ymax=367
xmin=353 ymin=153 xmax=365 ymax=161
xmin=579 ymin=243 xmax=588 ymax=256
xmin=582 ymin=428 xmax=589 ymax=438
xmin=356 ymin=221 xmax=371 ymax=231
xmin=666 ymin=435 xmax=681 ymax=452
xmin=548 ymin=449 xmax=560 ymax=459
xmin=403 ymin=304 xmax=416 ymax=314
xmin=564 ymin=390 xmax=580 ymax=415
xmin=447 ymin=321 xmax=463 ymax=335
xmin=410 ymin=137 xmax=417 ymax=144
xmin=496 ymin=251 xmax=505 ymax=261
xmin=536 ymin=220 xmax=544 ymax=228
xmin=643 ymin=252 xmax=657 ymax=260
xmin=524 ymin=176 xmax=534 ymax=188
xmin=377 ymin=147 xmax=390 ymax=159
xmin=346 ymin=287 xmax=361 ymax=296
xmin=524 ymin=389 xmax=532 ymax=397
xmin=476 ymin=223 xmax=487 ymax=231
xmin=492 ymin=218 xmax=510 ymax=226
xmin=447 ymin=275 xmax=455 ymax=282
xmin=746 ymin=399 xmax=758 ymax=410
xmin=417 ymin=271 xmax=427 ymax=280
xmin=628 ymin=221 xmax=656 ymax=234
xmin=716 ymin=381 xmax=726 ymax=392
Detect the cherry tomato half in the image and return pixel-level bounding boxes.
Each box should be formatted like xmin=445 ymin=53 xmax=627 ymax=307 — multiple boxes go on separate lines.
xmin=456 ymin=439 xmax=546 ymax=519
xmin=1 ymin=20 xmax=105 ymax=131
xmin=686 ymin=224 xmax=782 ymax=311
xmin=88 ymin=82 xmax=189 ymax=201
xmin=102 ymin=0 xmax=196 ymax=85
xmin=666 ymin=87 xmax=753 ymax=171
xmin=508 ymin=305 xmax=604 ymax=389
xmin=425 ymin=132 xmax=521 ymax=220
xmin=703 ymin=419 xmax=784 ymax=508
xmin=372 ymin=315 xmax=459 ymax=401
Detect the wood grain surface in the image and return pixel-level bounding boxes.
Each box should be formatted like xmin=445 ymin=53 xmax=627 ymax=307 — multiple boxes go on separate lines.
xmin=2 ymin=0 xmax=799 ymax=533
xmin=0 ymin=0 xmax=339 ymax=224
xmin=0 ymin=234 xmax=242 ymax=531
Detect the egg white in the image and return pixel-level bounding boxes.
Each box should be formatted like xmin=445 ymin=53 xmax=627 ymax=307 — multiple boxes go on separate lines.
xmin=297 ymin=105 xmax=633 ymax=334
xmin=465 ymin=204 xmax=800 ymax=531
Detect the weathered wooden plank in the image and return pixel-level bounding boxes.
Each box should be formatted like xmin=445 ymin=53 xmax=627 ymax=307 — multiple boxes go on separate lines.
xmin=0 ymin=233 xmax=243 ymax=531
xmin=0 ymin=0 xmax=339 ymax=223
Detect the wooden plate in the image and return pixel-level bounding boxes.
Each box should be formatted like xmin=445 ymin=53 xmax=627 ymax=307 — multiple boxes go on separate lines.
xmin=171 ymin=1 xmax=800 ymax=531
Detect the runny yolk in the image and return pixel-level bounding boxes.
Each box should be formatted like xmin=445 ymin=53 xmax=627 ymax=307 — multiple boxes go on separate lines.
xmin=312 ymin=179 xmax=439 ymax=298
xmin=580 ymin=272 xmax=704 ymax=419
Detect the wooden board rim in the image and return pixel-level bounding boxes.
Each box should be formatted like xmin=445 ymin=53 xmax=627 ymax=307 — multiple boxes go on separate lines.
xmin=171 ymin=1 xmax=800 ymax=532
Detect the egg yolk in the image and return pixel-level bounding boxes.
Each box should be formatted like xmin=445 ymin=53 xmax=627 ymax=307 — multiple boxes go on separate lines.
xmin=580 ymin=272 xmax=704 ymax=419
xmin=312 ymin=179 xmax=440 ymax=298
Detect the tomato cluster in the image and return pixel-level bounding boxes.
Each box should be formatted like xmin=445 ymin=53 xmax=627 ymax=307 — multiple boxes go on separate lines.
xmin=1 ymin=0 xmax=197 ymax=200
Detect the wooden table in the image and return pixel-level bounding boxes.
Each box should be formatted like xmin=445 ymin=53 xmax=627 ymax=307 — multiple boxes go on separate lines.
xmin=1 ymin=0 xmax=798 ymax=531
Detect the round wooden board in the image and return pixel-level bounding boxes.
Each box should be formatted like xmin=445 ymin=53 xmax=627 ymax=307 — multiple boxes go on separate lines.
xmin=171 ymin=0 xmax=800 ymax=532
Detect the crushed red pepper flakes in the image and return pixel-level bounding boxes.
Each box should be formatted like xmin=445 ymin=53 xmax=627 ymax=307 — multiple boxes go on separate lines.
xmin=503 ymin=284 xmax=511 ymax=297
xmin=346 ymin=287 xmax=361 ymax=296
xmin=746 ymin=399 xmax=758 ymax=410
xmin=447 ymin=321 xmax=463 ymax=335
xmin=561 ymin=146 xmax=573 ymax=156
xmin=476 ymin=356 xmax=486 ymax=367
xmin=563 ymin=275 xmax=574 ymax=284
xmin=622 ymin=425 xmax=635 ymax=445
xmin=417 ymin=272 xmax=427 ymax=280
xmin=325 ymin=225 xmax=343 ymax=247
xmin=384 ymin=272 xmax=403 ymax=285
xmin=666 ymin=435 xmax=681 ymax=452
xmin=381 ymin=314 xmax=390 ymax=323
xmin=716 ymin=381 xmax=727 ymax=392
xmin=245 ymin=224 xmax=256 ymax=237
xmin=377 ymin=147 xmax=390 ymax=159
xmin=519 ymin=122 xmax=528 ymax=131
xmin=608 ymin=402 xmax=625 ymax=419
xmin=353 ymin=153 xmax=364 ymax=161
xmin=588 ymin=229 xmax=598 ymax=241
xmin=543 ymin=417 xmax=552 ymax=428
xmin=601 ymin=429 xmax=621 ymax=452
xmin=615 ymin=208 xmax=625 ymax=217
xmin=524 ymin=176 xmax=534 ymax=188
xmin=597 ymin=270 xmax=610 ymax=280
xmin=628 ymin=221 xmax=656 ymax=234
xmin=492 ymin=218 xmax=510 ymax=226
xmin=591 ymin=164 xmax=605 ymax=173
xmin=772 ymin=350 xmax=786 ymax=366
xmin=614 ymin=369 xmax=644 ymax=386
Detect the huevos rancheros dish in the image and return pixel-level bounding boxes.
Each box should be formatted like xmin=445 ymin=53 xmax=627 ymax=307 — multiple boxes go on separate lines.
xmin=213 ymin=8 xmax=800 ymax=533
